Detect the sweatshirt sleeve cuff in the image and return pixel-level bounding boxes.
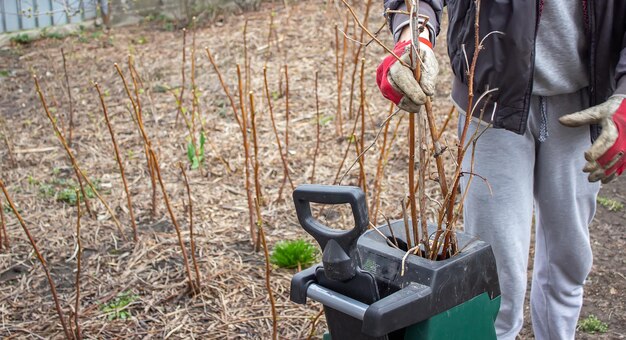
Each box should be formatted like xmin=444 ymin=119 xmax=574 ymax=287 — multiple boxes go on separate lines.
xmin=389 ymin=3 xmax=438 ymax=46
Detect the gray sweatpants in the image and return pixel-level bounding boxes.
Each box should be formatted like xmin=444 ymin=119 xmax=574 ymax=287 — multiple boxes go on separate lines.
xmin=459 ymin=89 xmax=600 ymax=340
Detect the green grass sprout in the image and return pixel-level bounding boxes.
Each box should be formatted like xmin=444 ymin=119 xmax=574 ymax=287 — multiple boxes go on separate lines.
xmin=100 ymin=291 xmax=138 ymax=321
xmin=597 ymin=196 xmax=624 ymax=212
xmin=578 ymin=315 xmax=608 ymax=334
xmin=270 ymin=239 xmax=318 ymax=269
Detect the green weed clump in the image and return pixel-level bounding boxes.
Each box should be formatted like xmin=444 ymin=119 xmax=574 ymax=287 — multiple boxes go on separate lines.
xmin=34 ymin=176 xmax=98 ymax=205
xmin=270 ymin=239 xmax=318 ymax=269
xmin=100 ymin=291 xmax=138 ymax=321
xmin=187 ymin=131 xmax=206 ymax=170
xmin=578 ymin=315 xmax=608 ymax=334
xmin=597 ymin=196 xmax=624 ymax=212
xmin=10 ymin=33 xmax=32 ymax=44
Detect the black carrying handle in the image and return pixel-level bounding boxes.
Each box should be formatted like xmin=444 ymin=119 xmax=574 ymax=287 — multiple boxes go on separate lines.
xmin=293 ymin=185 xmax=369 ymax=281
xmin=293 ymin=184 xmax=369 ymax=250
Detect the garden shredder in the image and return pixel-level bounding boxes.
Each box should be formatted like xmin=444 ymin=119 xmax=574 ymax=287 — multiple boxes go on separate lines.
xmin=290 ymin=184 xmax=501 ymax=339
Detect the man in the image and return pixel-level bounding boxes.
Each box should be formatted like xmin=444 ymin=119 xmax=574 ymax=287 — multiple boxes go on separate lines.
xmin=377 ymin=1 xmax=626 ymax=339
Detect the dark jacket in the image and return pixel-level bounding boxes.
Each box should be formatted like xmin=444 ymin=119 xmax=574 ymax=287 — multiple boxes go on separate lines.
xmin=384 ymin=0 xmax=626 ymax=137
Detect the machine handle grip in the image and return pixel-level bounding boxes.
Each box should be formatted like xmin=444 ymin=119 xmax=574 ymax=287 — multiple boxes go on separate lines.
xmin=293 ymin=184 xmax=368 ymax=251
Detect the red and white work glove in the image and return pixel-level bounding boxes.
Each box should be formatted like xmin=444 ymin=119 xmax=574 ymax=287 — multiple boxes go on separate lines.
xmin=376 ymin=38 xmax=439 ymax=112
xmin=559 ymin=96 xmax=626 ymax=183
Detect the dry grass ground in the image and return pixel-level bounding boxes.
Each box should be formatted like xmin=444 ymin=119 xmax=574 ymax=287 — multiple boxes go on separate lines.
xmin=0 ymin=1 xmax=623 ymax=339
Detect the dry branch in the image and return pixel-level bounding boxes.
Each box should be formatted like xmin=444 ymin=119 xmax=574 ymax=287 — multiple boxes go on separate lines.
xmin=277 ymin=65 xmax=291 ymax=200
xmin=236 ymin=65 xmax=257 ymax=247
xmin=74 ymin=190 xmax=83 ymax=340
xmin=0 ymin=179 xmax=72 ymax=340
xmin=0 ymin=196 xmax=8 ymax=250
xmin=115 ymin=62 xmax=158 ymax=219
xmin=96 ymin=83 xmax=138 ymax=242
xmin=61 ymin=48 xmax=74 ymax=147
xmin=0 ymin=119 xmax=17 ymax=168
xmin=34 ymin=76 xmax=126 ymax=240
xmin=311 ymin=71 xmax=321 ymax=183
xmin=358 ymin=58 xmax=366 ymax=187
xmin=249 ymin=92 xmax=264 ymax=209
xmin=263 ymin=67 xmax=294 ymax=192
xmin=370 ymin=104 xmax=394 ymax=225
xmin=205 ymin=48 xmax=243 ymax=132
xmin=255 ymin=198 xmax=277 ymax=340
xmin=176 ymin=28 xmax=187 ymax=126
xmin=339 ymin=0 xmax=407 ymax=68
xmin=179 ymin=162 xmax=201 ymax=291
xmin=149 ymin=150 xmax=196 ymax=293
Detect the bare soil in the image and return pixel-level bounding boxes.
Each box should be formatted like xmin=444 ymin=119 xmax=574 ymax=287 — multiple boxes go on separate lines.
xmin=0 ymin=1 xmax=623 ymax=339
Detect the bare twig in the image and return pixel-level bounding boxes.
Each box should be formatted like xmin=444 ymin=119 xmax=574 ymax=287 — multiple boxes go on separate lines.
xmin=417 ymin=114 xmax=430 ymax=254
xmin=205 ymin=47 xmax=243 ymax=131
xmin=332 ymin=114 xmax=360 ymax=185
xmin=237 ymin=65 xmax=257 ymax=247
xmin=408 ymin=111 xmax=420 ymax=249
xmin=96 ymin=83 xmax=138 ymax=242
xmin=436 ymin=105 xmax=456 ymax=142
xmin=0 ymin=179 xmax=72 ymax=340
xmin=243 ymin=19 xmax=250 ymax=94
xmin=385 ymin=216 xmax=399 ymax=248
xmin=115 ymin=62 xmax=157 ymax=219
xmin=369 ymin=222 xmax=400 ymax=249
xmin=264 ymin=13 xmax=274 ymax=64
xmin=401 ymin=198 xmax=412 ymax=249
xmin=339 ymin=0 xmax=408 ymax=68
xmin=307 ymin=308 xmax=325 ymax=340
xmin=61 ymin=48 xmax=74 ymax=146
xmin=442 ymin=0 xmax=484 ymax=254
xmin=249 ymin=92 xmax=264 ymax=208
xmin=176 ymin=28 xmax=187 ymax=126
xmin=0 ymin=196 xmax=8 ymax=250
xmin=358 ymin=58 xmax=366 ymax=187
xmin=370 ymin=104 xmax=394 ymax=225
xmin=354 ymin=138 xmax=367 ymax=199
xmin=190 ymin=18 xmax=200 ymax=145
xmin=35 ymin=76 xmax=127 ymax=239
xmin=263 ymin=67 xmax=294 ymax=192
xmin=179 ymin=162 xmax=201 ymax=291
xmin=255 ymin=199 xmax=277 ymax=339
xmin=339 ymin=108 xmax=402 ymax=185
xmin=334 ymin=24 xmax=345 ymax=136
xmin=278 ymin=65 xmax=291 ymax=200
xmin=74 ymin=190 xmax=83 ymax=340
xmin=0 ymin=116 xmax=17 ymax=168
xmin=149 ymin=150 xmax=196 ymax=293
xmin=35 ymin=75 xmax=93 ymax=218
xmin=311 ymin=71 xmax=321 ymax=183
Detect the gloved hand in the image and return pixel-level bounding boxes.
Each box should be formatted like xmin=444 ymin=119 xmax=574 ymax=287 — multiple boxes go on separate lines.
xmin=376 ymin=38 xmax=439 ymax=112
xmin=559 ymin=96 xmax=626 ymax=183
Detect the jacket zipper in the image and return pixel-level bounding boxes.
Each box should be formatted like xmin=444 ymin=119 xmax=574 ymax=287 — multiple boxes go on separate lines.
xmin=521 ymin=0 xmax=541 ymax=133
xmin=588 ymin=1 xmax=596 ymax=106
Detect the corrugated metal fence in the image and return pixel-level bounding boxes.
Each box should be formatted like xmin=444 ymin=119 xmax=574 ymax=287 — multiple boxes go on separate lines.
xmin=0 ymin=0 xmax=99 ymax=33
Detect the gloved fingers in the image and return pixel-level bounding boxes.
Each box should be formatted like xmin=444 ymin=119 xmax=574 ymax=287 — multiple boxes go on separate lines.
xmin=418 ymin=46 xmax=439 ymax=97
xmin=601 ymin=173 xmax=617 ymax=184
xmin=582 ymin=161 xmax=599 ymax=173
xmin=585 ymin=119 xmax=618 ymax=162
xmin=559 ymin=105 xmax=607 ymax=127
xmin=588 ymin=168 xmax=607 ymax=182
xmin=397 ymin=96 xmax=424 ymax=113
xmin=388 ymin=62 xmax=427 ymax=107
xmin=602 ymin=152 xmax=625 ymax=178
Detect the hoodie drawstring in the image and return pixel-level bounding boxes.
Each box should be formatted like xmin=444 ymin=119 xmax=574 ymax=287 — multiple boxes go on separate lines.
xmin=538 ymin=96 xmax=549 ymax=142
